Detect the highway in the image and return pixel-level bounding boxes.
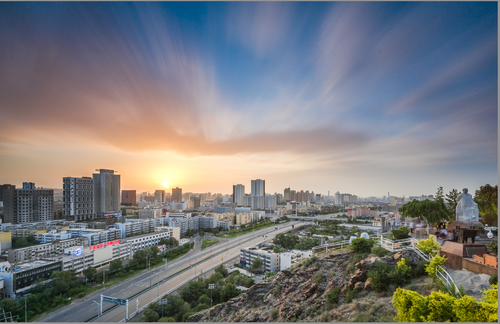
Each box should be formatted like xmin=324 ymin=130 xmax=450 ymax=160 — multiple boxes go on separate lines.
xmin=40 ymin=221 xmax=300 ymax=322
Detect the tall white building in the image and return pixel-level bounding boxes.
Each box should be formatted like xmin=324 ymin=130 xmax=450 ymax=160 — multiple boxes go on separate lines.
xmin=93 ymin=169 xmax=120 ymax=215
xmin=335 ymin=191 xmax=341 ymax=206
xmin=250 ymin=179 xmax=265 ymax=209
xmin=232 ymin=184 xmax=245 ymax=206
xmin=251 ymin=179 xmax=265 ymax=196
xmin=63 ymin=177 xmax=95 ymax=221
xmin=265 ymin=194 xmax=277 ymax=209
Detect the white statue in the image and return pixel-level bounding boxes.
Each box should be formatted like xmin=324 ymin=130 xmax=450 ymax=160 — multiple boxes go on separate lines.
xmin=455 ymin=188 xmax=479 ymax=222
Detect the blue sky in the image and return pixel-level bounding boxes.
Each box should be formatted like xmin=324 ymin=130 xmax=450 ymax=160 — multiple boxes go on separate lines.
xmin=0 ymin=1 xmax=497 ymax=196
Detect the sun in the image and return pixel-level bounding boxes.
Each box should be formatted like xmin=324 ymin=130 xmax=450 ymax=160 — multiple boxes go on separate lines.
xmin=162 ymin=182 xmax=169 ymax=188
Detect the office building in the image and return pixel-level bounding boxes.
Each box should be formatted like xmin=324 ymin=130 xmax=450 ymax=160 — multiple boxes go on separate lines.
xmin=93 ymin=169 xmax=120 ymax=215
xmin=0 ymin=260 xmax=62 ymax=298
xmin=63 ymin=177 xmax=95 ymax=221
xmin=12 ymin=183 xmax=53 ymax=224
xmin=172 ymin=187 xmax=182 ymax=203
xmin=232 ymin=184 xmax=245 ymax=205
xmin=155 ymin=226 xmax=180 ymax=240
xmin=8 ymin=237 xmax=87 ymax=264
xmin=61 ymin=242 xmax=129 ymax=273
xmin=121 ymin=190 xmax=136 ymax=206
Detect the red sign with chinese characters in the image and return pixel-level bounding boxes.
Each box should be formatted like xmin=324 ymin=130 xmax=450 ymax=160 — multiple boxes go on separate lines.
xmin=88 ymin=239 xmax=120 ymax=251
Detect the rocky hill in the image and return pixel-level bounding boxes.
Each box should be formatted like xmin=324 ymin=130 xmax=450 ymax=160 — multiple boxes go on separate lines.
xmin=188 ymin=249 xmax=436 ymax=322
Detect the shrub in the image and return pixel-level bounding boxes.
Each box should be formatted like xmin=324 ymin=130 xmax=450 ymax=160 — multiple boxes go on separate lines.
xmin=273 ymin=285 xmax=281 ymax=296
xmin=312 ymin=272 xmax=324 ymax=284
xmin=490 ymin=274 xmax=498 ymax=286
xmin=344 ymin=287 xmax=357 ymax=303
xmin=390 ymin=227 xmax=410 ymax=240
xmin=270 ymin=309 xmax=278 ymax=320
xmin=353 ymin=252 xmax=369 ymax=264
xmin=371 ymin=245 xmax=388 ymax=257
xmin=412 ymin=260 xmax=429 ymax=277
xmin=486 ymin=240 xmax=498 ymax=256
xmin=320 ymin=313 xmax=331 ymax=322
xmin=425 ymin=255 xmax=447 ymax=278
xmin=350 ymin=238 xmax=375 ymax=254
xmin=392 ymin=284 xmax=498 ymax=322
xmin=367 ymin=261 xmax=389 ymax=292
xmin=346 ymin=263 xmax=355 ymax=274
xmin=416 ymin=237 xmax=440 ymax=256
xmin=326 ymin=287 xmax=341 ymax=304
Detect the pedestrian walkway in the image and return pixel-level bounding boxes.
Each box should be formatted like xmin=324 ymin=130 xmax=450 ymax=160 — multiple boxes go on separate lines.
xmin=443 ymin=266 xmax=493 ymax=301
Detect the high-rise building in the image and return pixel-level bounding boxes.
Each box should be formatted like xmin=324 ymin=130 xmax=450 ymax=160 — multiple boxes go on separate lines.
xmin=154 ymin=190 xmax=165 ymax=204
xmin=190 ymin=196 xmax=200 ymax=209
xmin=172 ymin=187 xmax=182 ymax=203
xmin=335 ymin=191 xmax=341 ymax=205
xmin=250 ymin=179 xmax=265 ymax=209
xmin=1 ymin=184 xmax=16 ymax=223
xmin=13 ymin=183 xmax=53 ymax=223
xmin=232 ymin=184 xmax=245 ymax=205
xmin=93 ymin=169 xmax=120 ymax=215
xmin=284 ymin=187 xmax=291 ymax=201
xmin=63 ymin=177 xmax=95 ymax=221
xmin=121 ymin=190 xmax=137 ymax=206
xmin=290 ymin=190 xmax=297 ymax=202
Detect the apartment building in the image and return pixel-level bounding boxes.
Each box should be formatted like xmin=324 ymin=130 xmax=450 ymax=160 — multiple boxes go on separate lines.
xmin=38 ymin=231 xmax=72 ymax=243
xmin=240 ymin=247 xmax=277 ymax=273
xmin=65 ymin=228 xmax=122 ymax=246
xmin=154 ymin=226 xmax=180 ymax=240
xmin=114 ymin=219 xmax=155 ymax=237
xmin=217 ymin=218 xmax=234 ymax=229
xmin=7 ymin=183 xmax=54 ymax=224
xmin=198 ymin=216 xmax=217 ymax=229
xmin=138 ymin=208 xmax=161 ymax=219
xmin=63 ymin=177 xmax=95 ymax=221
xmin=93 ymin=169 xmax=120 ymax=215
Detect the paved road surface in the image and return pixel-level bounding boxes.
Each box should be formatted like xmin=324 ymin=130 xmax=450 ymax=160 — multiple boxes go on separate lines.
xmin=40 ymin=222 xmax=298 ymax=322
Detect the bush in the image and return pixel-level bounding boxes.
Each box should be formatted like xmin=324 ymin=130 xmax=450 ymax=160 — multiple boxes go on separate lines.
xmin=416 ymin=237 xmax=441 ymax=256
xmin=350 ymin=238 xmax=375 ymax=254
xmin=390 ymin=227 xmax=410 ymax=240
xmin=367 ymin=261 xmax=389 ymax=292
xmin=344 ymin=287 xmax=357 ymax=303
xmin=425 ymin=255 xmax=447 ymax=278
xmin=270 ymin=309 xmax=278 ymax=320
xmin=346 ymin=263 xmax=355 ymax=274
xmin=371 ymin=245 xmax=388 ymax=257
xmin=352 ymin=252 xmax=369 ymax=264
xmin=393 ymin=285 xmax=498 ymax=322
xmin=312 ymin=272 xmax=324 ymax=284
xmin=486 ymin=240 xmax=498 ymax=256
xmin=490 ymin=274 xmax=498 ymax=286
xmin=273 ymin=285 xmax=281 ymax=296
xmin=412 ymin=261 xmax=429 ymax=277
xmin=326 ymin=287 xmax=341 ymax=304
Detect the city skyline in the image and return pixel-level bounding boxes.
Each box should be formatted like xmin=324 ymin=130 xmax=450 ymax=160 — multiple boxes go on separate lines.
xmin=0 ymin=2 xmax=497 ymax=197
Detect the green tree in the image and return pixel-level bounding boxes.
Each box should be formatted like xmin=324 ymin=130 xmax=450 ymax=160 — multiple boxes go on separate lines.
xmin=198 ymin=294 xmax=210 ymax=305
xmin=220 ymin=283 xmax=238 ymax=302
xmin=249 ymin=257 xmax=264 ymax=275
xmin=214 ymin=264 xmax=228 ymax=277
xmin=399 ymin=199 xmax=451 ymax=227
xmin=83 ymin=266 xmax=97 ymax=282
xmin=445 ymin=189 xmax=460 ymax=219
xmin=109 ymin=259 xmax=123 ymax=274
xmin=436 ymin=186 xmax=444 ymax=200
xmin=50 ymin=271 xmax=77 ymax=295
xmin=158 ymin=317 xmax=176 ymax=322
xmin=144 ymin=308 xmax=160 ymax=322
xmin=474 ymin=184 xmax=498 ymax=226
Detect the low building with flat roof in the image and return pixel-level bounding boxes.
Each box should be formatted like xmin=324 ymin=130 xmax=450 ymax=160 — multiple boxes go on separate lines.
xmin=121 ymin=231 xmax=170 ymax=257
xmin=0 ymin=260 xmax=62 ymax=298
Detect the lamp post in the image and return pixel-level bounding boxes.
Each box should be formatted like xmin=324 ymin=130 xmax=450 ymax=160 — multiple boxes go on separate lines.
xmin=148 ymin=259 xmax=152 ymax=287
xmin=93 ymin=300 xmax=100 ymax=322
xmin=209 ymin=284 xmax=214 ymax=307
xmin=103 ymin=268 xmax=105 ymax=291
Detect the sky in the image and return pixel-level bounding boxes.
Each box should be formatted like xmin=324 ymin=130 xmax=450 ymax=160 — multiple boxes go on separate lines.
xmin=0 ymin=1 xmax=497 ymax=197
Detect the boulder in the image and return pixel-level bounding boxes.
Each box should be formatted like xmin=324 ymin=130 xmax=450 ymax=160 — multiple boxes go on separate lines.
xmin=354 ymin=281 xmax=365 ymax=291
xmin=364 ymin=279 xmax=372 ymax=290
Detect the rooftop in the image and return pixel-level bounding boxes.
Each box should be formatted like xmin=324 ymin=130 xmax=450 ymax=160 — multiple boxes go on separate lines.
xmin=13 ymin=260 xmax=59 ymax=272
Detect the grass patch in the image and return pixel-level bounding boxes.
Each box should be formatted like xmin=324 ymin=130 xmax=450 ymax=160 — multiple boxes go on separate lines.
xmin=215 ymin=222 xmax=279 ymax=238
xmin=201 ymin=239 xmax=219 ymax=250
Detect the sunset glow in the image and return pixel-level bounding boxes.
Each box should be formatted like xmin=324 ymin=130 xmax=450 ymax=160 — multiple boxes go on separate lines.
xmin=0 ymin=2 xmax=496 ymax=196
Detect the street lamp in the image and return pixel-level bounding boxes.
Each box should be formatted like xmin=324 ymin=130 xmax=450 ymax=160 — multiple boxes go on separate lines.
xmin=93 ymin=300 xmax=100 ymax=322
xmin=208 ymin=284 xmax=214 ymax=307
xmin=103 ymin=268 xmax=105 ymax=291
